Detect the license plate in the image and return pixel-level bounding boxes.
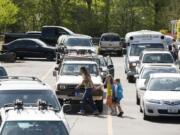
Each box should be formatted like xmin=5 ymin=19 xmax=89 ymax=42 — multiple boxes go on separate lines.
xmin=168 ymin=108 xmax=178 ymax=113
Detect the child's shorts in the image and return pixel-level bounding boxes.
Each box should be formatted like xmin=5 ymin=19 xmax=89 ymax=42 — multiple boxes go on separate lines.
xmin=112 ymin=97 xmax=121 ymax=104
xmin=106 ymin=96 xmax=113 ymax=106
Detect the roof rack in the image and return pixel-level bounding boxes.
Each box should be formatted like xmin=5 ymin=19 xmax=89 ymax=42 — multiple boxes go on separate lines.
xmin=0 ymin=76 xmax=45 ymax=85
xmin=3 ymin=99 xmax=55 ymax=113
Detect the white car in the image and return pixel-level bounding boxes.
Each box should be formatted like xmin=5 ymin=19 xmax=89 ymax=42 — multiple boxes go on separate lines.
xmin=99 ymin=33 xmax=122 ymax=56
xmin=0 ymin=100 xmax=70 ymax=135
xmin=0 ymin=76 xmax=61 ymax=111
xmin=54 ymin=60 xmax=104 ymax=112
xmin=140 ymin=73 xmax=180 ymax=120
xmin=136 ymin=49 xmax=175 ymax=73
xmin=135 ymin=65 xmax=177 ymax=105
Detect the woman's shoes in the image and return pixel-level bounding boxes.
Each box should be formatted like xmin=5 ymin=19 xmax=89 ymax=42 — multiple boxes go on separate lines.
xmin=117 ymin=112 xmax=124 ymax=117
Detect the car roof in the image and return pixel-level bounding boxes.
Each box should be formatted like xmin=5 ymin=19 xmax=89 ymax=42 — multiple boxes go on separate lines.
xmin=63 ymin=60 xmax=97 ymax=64
xmin=142 ymin=64 xmax=176 ymax=69
xmin=101 ymin=32 xmax=120 ymax=37
xmin=150 ymin=73 xmax=180 ymax=78
xmin=142 ymin=49 xmax=171 ymax=54
xmin=13 ymin=38 xmax=42 ymax=42
xmin=0 ymin=77 xmax=52 ymax=91
xmin=2 ymin=108 xmax=62 ymax=121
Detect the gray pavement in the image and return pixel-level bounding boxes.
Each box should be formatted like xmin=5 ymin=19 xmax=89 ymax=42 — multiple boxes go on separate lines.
xmin=2 ymin=57 xmax=180 ymax=135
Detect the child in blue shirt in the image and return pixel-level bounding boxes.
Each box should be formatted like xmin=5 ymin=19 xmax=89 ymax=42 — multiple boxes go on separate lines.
xmin=112 ymin=78 xmax=124 ymax=117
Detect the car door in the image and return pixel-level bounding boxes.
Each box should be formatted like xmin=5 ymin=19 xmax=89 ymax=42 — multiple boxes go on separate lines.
xmin=12 ymin=40 xmax=29 ymax=57
xmin=25 ymin=40 xmax=44 ymax=58
xmin=105 ymin=56 xmax=114 ymax=77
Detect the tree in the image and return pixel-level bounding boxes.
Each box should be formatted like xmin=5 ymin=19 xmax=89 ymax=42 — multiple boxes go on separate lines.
xmin=0 ymin=0 xmax=18 ymax=32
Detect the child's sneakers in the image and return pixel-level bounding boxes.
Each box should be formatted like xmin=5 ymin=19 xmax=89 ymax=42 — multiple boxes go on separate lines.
xmin=117 ymin=111 xmax=124 ymax=117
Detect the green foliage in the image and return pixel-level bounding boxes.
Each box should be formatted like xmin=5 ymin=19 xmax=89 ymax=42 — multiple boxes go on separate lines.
xmin=0 ymin=0 xmax=18 ymax=31
xmin=0 ymin=0 xmax=180 ymax=36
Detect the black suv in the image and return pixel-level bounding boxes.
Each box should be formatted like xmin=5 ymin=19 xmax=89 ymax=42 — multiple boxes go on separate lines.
xmin=2 ymin=38 xmax=56 ymax=61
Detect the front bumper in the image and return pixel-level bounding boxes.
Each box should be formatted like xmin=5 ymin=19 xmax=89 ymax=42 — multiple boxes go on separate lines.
xmin=144 ymin=102 xmax=180 ymax=117
xmin=56 ymin=88 xmax=104 ymax=101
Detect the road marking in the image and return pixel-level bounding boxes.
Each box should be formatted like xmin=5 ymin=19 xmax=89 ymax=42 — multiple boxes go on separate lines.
xmin=107 ymin=109 xmax=113 ymax=135
xmin=41 ymin=65 xmax=55 ymax=81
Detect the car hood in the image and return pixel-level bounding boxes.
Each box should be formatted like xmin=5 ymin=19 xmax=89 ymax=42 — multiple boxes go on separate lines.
xmin=57 ymin=75 xmax=102 ymax=85
xmin=144 ymin=91 xmax=180 ymax=100
xmin=136 ymin=79 xmax=146 ymax=89
xmin=128 ymin=56 xmax=139 ymax=62
xmin=66 ymin=46 xmax=96 ymax=52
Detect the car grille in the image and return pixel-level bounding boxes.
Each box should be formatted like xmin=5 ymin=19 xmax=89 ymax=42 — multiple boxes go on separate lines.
xmin=66 ymin=84 xmax=77 ymax=90
xmin=163 ymin=100 xmax=180 ymax=106
xmin=158 ymin=109 xmax=180 ymax=114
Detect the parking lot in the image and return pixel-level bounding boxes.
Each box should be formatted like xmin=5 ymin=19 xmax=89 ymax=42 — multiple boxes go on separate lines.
xmin=2 ymin=57 xmax=180 ymax=135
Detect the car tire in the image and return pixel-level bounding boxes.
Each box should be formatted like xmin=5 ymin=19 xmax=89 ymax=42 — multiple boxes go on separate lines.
xmin=46 ymin=53 xmax=54 ymax=61
xmin=136 ymin=93 xmax=140 ymax=105
xmin=117 ymin=50 xmax=122 ymax=57
xmin=140 ymin=105 xmax=143 ymax=113
xmin=96 ymin=100 xmax=103 ymax=113
xmin=143 ymin=111 xmax=151 ymax=120
xmin=128 ymin=76 xmax=135 ymax=83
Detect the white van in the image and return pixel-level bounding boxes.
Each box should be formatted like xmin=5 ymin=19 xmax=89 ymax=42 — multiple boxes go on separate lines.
xmin=124 ymin=30 xmax=166 ymax=83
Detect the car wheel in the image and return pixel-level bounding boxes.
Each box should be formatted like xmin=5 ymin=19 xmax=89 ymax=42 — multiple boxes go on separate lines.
xmin=136 ymin=93 xmax=140 ymax=105
xmin=140 ymin=105 xmax=143 ymax=113
xmin=96 ymin=100 xmax=103 ymax=113
xmin=143 ymin=111 xmax=151 ymax=120
xmin=46 ymin=53 xmax=54 ymax=61
xmin=117 ymin=50 xmax=122 ymax=57
xmin=128 ymin=76 xmax=135 ymax=83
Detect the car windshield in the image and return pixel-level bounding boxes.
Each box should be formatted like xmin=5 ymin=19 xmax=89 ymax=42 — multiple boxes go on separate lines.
xmin=1 ymin=121 xmax=68 ymax=135
xmin=101 ymin=35 xmax=120 ymax=41
xmin=130 ymin=43 xmax=164 ymax=56
xmin=61 ymin=63 xmax=98 ymax=76
xmin=142 ymin=53 xmax=174 ymax=63
xmin=141 ymin=68 xmax=177 ymax=79
xmin=64 ymin=38 xmax=92 ymax=47
xmin=148 ymin=78 xmax=180 ymax=91
xmin=0 ymin=90 xmax=60 ymax=110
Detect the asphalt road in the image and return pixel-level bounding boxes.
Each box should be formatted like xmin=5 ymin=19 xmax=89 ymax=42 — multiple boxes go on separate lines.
xmin=2 ymin=57 xmax=180 ymax=135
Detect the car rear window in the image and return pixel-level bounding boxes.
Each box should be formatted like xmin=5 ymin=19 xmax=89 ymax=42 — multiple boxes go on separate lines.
xmin=101 ymin=35 xmax=120 ymax=42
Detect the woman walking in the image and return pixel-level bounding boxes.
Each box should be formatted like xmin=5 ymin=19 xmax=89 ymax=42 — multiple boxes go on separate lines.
xmin=76 ymin=67 xmax=99 ymax=115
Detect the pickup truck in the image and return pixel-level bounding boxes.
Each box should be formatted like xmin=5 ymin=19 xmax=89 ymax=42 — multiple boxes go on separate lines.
xmin=4 ymin=26 xmax=75 ymax=46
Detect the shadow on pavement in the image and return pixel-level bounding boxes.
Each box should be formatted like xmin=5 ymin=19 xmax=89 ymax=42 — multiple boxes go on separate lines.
xmin=146 ymin=117 xmax=180 ymax=124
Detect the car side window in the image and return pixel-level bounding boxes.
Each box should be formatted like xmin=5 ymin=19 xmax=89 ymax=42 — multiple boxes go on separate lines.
xmin=26 ymin=41 xmax=40 ymax=49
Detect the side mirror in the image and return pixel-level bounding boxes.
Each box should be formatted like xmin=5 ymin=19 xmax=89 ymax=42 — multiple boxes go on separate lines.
xmin=122 ymin=48 xmax=127 ymax=55
xmin=140 ymin=87 xmax=146 ymax=91
xmin=107 ymin=65 xmax=113 ymax=69
xmin=63 ymin=104 xmax=72 ymax=113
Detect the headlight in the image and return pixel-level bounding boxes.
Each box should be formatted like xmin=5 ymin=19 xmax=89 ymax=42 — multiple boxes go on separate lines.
xmin=146 ymin=99 xmax=161 ymax=104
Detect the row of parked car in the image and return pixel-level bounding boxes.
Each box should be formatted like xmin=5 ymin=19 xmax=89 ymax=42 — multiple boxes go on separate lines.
xmin=1 ymin=25 xmax=124 ymax=62
xmin=124 ymin=30 xmax=180 ymax=120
